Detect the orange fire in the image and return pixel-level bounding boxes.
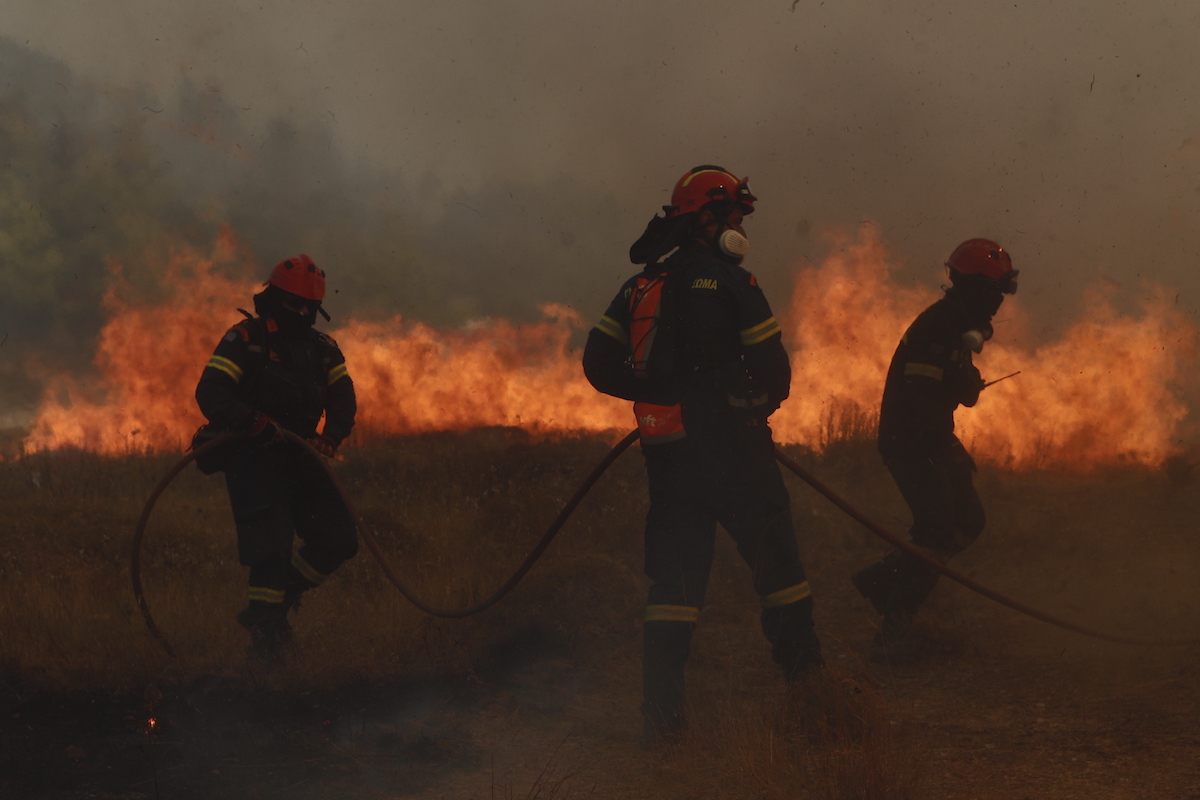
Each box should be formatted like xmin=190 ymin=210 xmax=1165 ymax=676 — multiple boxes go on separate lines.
xmin=774 ymin=224 xmax=1197 ymax=468
xmin=20 ymin=225 xmax=1198 ymax=470
xmin=22 ymin=235 xmax=253 ymax=454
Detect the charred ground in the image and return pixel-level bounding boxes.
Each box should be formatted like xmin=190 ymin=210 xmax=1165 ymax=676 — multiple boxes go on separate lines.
xmin=3 ymin=429 xmax=1200 ymax=798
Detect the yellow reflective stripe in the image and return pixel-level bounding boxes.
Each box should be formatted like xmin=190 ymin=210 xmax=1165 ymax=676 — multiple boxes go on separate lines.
xmin=206 ymin=355 xmax=243 ymax=382
xmin=740 ymin=316 xmax=781 ymax=346
xmin=680 ymin=168 xmax=728 ymax=187
xmin=903 ymin=363 xmax=944 ymax=381
xmin=292 ymin=552 xmax=328 ymax=585
xmin=247 ymin=586 xmax=285 ymax=604
xmin=595 ymin=315 xmax=628 ymax=344
xmin=645 ymin=604 xmax=700 ymax=623
xmin=327 ymin=363 xmax=349 ymax=386
xmin=760 ymin=581 xmax=812 ymax=608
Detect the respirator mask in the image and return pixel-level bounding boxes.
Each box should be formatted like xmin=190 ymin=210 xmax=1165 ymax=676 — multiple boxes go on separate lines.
xmin=718 ymin=228 xmax=750 ymax=259
xmin=273 ymin=292 xmax=320 ymax=334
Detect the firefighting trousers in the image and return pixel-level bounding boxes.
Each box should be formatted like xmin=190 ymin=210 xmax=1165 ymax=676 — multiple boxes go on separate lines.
xmin=223 ymin=443 xmax=358 ymax=617
xmin=855 ymin=444 xmax=985 ymax=619
xmin=640 ymin=423 xmax=820 ymax=728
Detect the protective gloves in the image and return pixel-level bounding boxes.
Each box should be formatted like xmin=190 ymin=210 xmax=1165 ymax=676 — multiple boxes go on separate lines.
xmin=956 ymin=365 xmax=985 ymax=409
xmin=245 ymin=412 xmax=285 ymax=448
xmin=306 ymin=434 xmax=339 ymax=459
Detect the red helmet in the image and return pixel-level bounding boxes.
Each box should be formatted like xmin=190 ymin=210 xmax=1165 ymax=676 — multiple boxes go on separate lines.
xmin=267 ymin=254 xmax=325 ymax=302
xmin=946 ymin=238 xmax=1018 ymax=294
xmin=666 ymin=165 xmax=757 ymax=218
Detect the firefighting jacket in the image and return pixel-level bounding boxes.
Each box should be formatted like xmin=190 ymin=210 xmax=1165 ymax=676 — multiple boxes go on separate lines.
xmin=195 ymin=315 xmax=356 ymax=444
xmin=583 ymin=242 xmax=791 ymax=441
xmin=877 ymin=289 xmax=988 ymax=458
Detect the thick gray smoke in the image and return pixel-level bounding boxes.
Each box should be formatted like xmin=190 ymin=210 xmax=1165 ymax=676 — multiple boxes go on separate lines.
xmin=3 ymin=1 xmax=1200 ymax=424
xmin=0 ymin=39 xmax=630 ymax=420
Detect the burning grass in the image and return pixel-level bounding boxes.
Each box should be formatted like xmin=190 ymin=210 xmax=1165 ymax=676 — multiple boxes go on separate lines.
xmin=20 ymin=225 xmax=1200 ymax=476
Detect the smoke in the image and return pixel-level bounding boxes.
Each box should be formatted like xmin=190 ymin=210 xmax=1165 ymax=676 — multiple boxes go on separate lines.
xmin=0 ymin=37 xmax=630 ymax=422
xmin=5 ymin=1 xmax=1200 ymax=426
xmin=0 ymin=41 xmax=196 ymax=416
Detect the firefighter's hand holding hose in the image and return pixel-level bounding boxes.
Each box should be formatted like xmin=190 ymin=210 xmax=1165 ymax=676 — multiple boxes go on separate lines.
xmin=245 ymin=411 xmax=285 ymax=448
xmin=306 ymin=433 xmax=339 ymax=459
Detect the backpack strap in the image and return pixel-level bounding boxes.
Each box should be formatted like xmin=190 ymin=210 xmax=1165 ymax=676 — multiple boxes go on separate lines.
xmin=234 ymin=315 xmax=271 ymax=410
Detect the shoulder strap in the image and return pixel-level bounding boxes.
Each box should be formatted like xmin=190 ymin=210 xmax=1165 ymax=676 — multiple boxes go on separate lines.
xmin=234 ymin=316 xmax=271 ymax=407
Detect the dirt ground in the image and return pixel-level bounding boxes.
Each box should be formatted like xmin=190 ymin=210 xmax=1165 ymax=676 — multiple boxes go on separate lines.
xmin=3 ymin=431 xmax=1200 ymax=799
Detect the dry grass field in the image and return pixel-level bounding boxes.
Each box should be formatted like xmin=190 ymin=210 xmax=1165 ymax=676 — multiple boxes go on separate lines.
xmin=3 ymin=427 xmax=1200 ymax=798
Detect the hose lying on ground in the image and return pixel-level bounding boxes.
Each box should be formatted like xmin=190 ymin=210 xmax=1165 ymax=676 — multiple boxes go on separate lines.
xmin=134 ymin=427 xmax=1196 ymax=658
xmin=773 ymin=448 xmax=1199 ymax=648
xmin=132 ymin=429 xmax=640 ymax=657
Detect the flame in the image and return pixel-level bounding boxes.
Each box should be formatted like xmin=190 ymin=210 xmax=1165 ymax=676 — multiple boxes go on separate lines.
xmin=961 ymin=288 xmax=1195 ymax=468
xmin=21 ymin=236 xmax=628 ymax=454
xmin=340 ymin=307 xmax=627 ymax=435
xmin=20 ymin=225 xmax=1197 ymax=470
xmin=22 ymin=233 xmax=254 ymax=454
xmin=774 ymin=225 xmax=932 ymax=448
xmin=773 ymin=224 xmax=1196 ymax=469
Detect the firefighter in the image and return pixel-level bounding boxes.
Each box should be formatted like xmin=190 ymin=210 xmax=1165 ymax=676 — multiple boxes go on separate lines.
xmin=194 ymin=254 xmax=358 ymax=663
xmin=851 ymin=238 xmax=1018 ymax=650
xmin=583 ymin=166 xmax=822 ymax=744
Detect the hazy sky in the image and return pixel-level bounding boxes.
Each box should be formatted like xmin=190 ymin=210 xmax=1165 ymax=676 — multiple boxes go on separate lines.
xmin=2 ymin=0 xmax=1200 ymax=413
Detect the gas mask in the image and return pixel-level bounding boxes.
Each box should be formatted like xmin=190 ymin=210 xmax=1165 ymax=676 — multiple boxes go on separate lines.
xmin=961 ymin=324 xmax=994 ymax=353
xmin=272 ymin=292 xmax=320 ymax=335
xmin=718 ymin=229 xmax=750 ymax=259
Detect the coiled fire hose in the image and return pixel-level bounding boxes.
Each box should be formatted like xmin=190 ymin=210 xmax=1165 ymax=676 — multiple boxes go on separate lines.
xmin=134 ymin=427 xmax=1195 ymax=657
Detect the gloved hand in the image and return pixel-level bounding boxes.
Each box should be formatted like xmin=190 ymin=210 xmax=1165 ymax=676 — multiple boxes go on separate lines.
xmin=306 ymin=434 xmax=338 ymax=459
xmin=718 ymin=361 xmax=775 ymax=419
xmin=245 ymin=412 xmax=285 ymax=448
xmin=956 ymin=365 xmax=985 ymax=409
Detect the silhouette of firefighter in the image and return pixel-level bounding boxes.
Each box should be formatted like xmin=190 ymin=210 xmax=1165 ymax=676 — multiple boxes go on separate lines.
xmin=852 ymin=238 xmax=1018 ymax=650
xmin=194 ymin=254 xmax=357 ymax=663
xmin=583 ymin=166 xmax=823 ymax=744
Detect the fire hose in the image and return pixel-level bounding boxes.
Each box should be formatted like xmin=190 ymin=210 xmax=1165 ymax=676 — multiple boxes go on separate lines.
xmin=771 ymin=449 xmax=1198 ymax=647
xmin=132 ymin=429 xmax=639 ymax=657
xmin=134 ymin=428 xmax=1195 ymax=658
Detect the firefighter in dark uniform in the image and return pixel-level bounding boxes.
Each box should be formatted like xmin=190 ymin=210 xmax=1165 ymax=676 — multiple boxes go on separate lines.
xmin=194 ymin=254 xmax=358 ymax=662
xmin=583 ymin=166 xmax=822 ymax=744
xmin=852 ymin=238 xmax=1018 ymax=649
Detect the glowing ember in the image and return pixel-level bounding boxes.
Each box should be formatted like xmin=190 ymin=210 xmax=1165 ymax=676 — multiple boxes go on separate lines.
xmin=19 ymin=225 xmax=1197 ymax=471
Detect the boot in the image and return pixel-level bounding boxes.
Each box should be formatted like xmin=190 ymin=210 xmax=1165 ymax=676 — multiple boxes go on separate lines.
xmin=236 ymin=602 xmax=293 ymax=666
xmin=763 ymin=599 xmax=824 ymax=683
xmin=282 ymin=578 xmax=313 ymax=616
xmin=851 ymin=559 xmax=895 ymax=616
xmin=871 ymin=555 xmax=941 ymax=660
xmin=642 ymin=621 xmax=693 ymax=749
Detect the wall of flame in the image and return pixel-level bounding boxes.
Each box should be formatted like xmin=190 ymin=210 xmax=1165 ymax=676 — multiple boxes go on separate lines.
xmin=21 ymin=226 xmax=1197 ymax=471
